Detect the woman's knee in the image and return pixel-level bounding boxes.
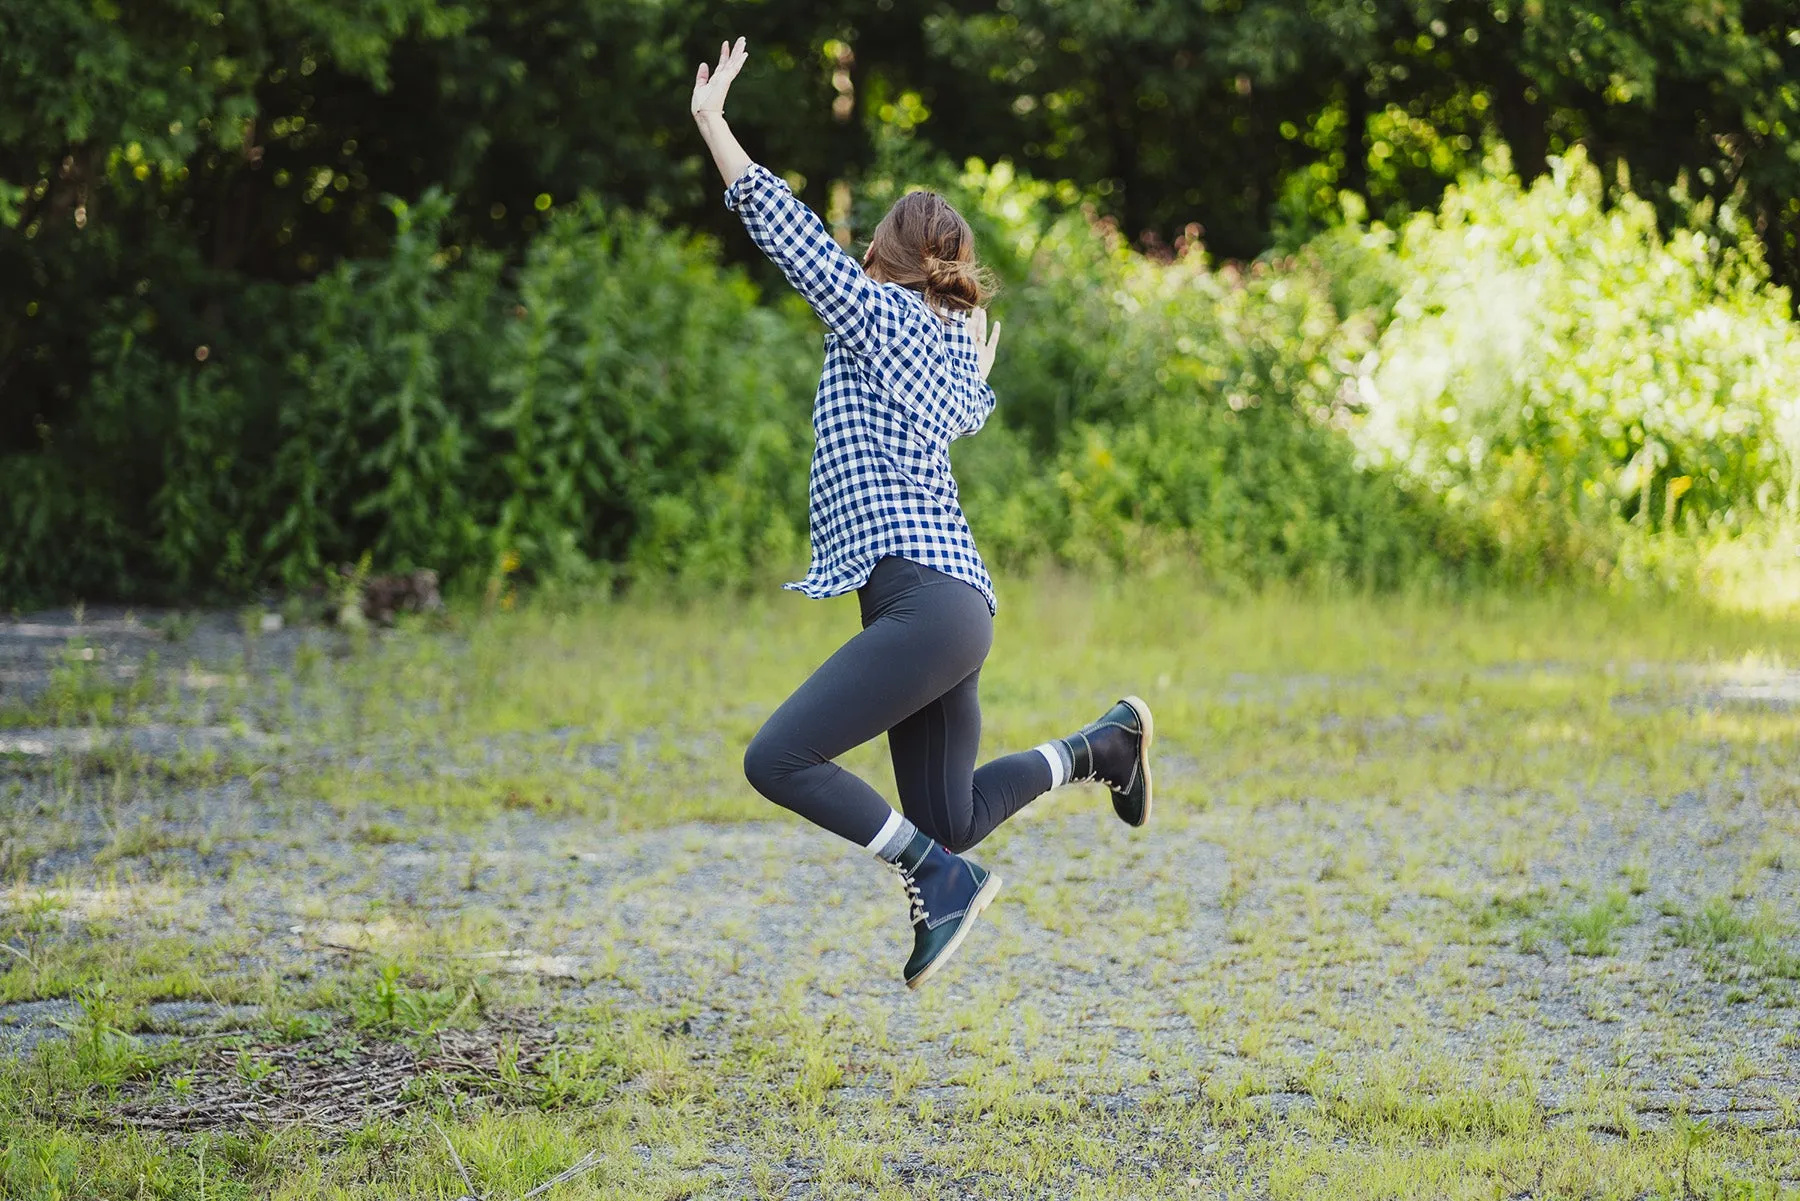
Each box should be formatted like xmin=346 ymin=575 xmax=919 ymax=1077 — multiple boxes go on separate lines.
xmin=742 ymin=732 xmax=785 ymax=798
xmin=934 ymin=816 xmax=979 ymax=856
xmin=746 ymin=725 xmax=820 ymax=802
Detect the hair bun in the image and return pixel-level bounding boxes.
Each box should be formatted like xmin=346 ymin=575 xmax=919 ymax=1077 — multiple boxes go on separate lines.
xmin=924 ymin=254 xmax=965 ymax=285
xmin=923 ymin=255 xmax=980 ymax=311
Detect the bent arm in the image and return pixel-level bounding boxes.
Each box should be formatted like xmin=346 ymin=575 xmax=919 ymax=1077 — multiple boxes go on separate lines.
xmin=691 ymin=38 xmax=905 ymax=352
xmin=723 ymin=162 xmax=906 ymax=353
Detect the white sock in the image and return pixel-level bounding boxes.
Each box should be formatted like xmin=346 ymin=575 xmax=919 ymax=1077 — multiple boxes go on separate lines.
xmin=865 ymin=809 xmax=917 ymax=862
xmin=1034 ymin=741 xmax=1069 ymax=789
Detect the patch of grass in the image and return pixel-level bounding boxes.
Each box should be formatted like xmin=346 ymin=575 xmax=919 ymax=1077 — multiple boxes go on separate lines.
xmin=91 ymin=815 xmax=208 ymax=866
xmin=1673 ymin=897 xmax=1754 ymax=949
xmin=347 ymin=962 xmax=471 ymax=1035
xmin=1464 ymin=886 xmax=1551 ymax=933
xmin=4 ymin=643 xmax=161 ymax=728
xmin=1670 ymin=897 xmax=1800 ymax=984
xmin=347 ymin=816 xmax=406 ymax=846
xmin=0 ymin=927 xmax=240 ymax=1008
xmin=1558 ymin=889 xmax=1635 ymax=957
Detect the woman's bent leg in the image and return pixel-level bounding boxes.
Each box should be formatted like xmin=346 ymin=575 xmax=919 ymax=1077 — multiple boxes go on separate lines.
xmin=887 ymin=668 xmax=1055 ymax=853
xmin=743 ymin=565 xmax=991 ymax=848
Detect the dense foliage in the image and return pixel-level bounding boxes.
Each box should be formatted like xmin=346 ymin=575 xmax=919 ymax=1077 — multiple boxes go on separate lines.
xmin=1357 ymin=152 xmax=1800 ymax=584
xmin=8 ymin=138 xmax=1796 ymax=607
xmin=3 ymin=1 xmax=1799 ymax=606
xmin=1 ymin=197 xmax=814 ymax=603
xmin=8 ymin=0 xmax=1800 ymax=433
xmin=948 ymin=163 xmax=1468 ymax=590
xmin=958 ymin=151 xmax=1800 ymax=593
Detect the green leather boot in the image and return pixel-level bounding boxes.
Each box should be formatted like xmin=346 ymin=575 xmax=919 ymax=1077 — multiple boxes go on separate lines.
xmin=1060 ymin=695 xmax=1155 ymax=827
xmin=889 ymin=831 xmax=1002 ymax=990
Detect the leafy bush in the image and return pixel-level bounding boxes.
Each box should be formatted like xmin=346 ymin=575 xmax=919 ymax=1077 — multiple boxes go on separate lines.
xmin=954 ymin=162 xmax=1477 ymax=588
xmin=1353 ymin=150 xmax=1800 ymax=584
xmin=0 ymin=193 xmax=817 ymax=608
xmin=265 ymin=190 xmax=504 ymax=592
xmin=492 ymin=200 xmax=813 ymax=590
xmin=950 ymin=152 xmax=1798 ymax=596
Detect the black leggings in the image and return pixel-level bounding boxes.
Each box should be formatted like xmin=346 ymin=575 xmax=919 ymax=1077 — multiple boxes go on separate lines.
xmin=743 ymin=556 xmax=1053 ymax=853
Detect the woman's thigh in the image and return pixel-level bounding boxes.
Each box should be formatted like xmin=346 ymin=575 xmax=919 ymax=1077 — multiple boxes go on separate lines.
xmin=756 ymin=559 xmax=990 ymax=773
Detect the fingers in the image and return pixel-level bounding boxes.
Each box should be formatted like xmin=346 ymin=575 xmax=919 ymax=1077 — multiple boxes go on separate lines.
xmin=988 ymin=321 xmax=1002 ymax=354
xmin=705 ymin=39 xmax=746 ymax=84
xmin=695 ymin=37 xmax=747 ymax=109
xmin=691 ymin=37 xmax=741 ymax=111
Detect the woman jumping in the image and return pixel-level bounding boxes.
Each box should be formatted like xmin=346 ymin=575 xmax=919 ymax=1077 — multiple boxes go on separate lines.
xmin=693 ymin=38 xmax=1154 ymax=989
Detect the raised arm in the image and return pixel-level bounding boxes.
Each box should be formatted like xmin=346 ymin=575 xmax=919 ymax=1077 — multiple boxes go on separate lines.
xmin=691 ymin=39 xmax=751 ymax=189
xmin=691 ymin=38 xmax=907 ymax=353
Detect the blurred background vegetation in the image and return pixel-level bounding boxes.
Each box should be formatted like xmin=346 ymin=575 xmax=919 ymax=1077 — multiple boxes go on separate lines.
xmin=2 ymin=0 xmax=1797 ymax=609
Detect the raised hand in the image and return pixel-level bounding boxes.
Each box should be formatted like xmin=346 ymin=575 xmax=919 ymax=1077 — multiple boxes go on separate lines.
xmin=971 ymin=307 xmax=1002 ymax=381
xmin=692 ymin=37 xmax=748 ymax=119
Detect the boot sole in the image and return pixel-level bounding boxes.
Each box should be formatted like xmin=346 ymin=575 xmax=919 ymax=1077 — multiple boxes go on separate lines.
xmin=1119 ymin=694 xmax=1154 ymax=828
xmin=905 ymin=872 xmax=1003 ymax=991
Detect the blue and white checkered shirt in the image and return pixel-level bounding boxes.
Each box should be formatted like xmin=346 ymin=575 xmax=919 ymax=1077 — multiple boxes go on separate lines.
xmin=725 ymin=162 xmax=999 ymax=614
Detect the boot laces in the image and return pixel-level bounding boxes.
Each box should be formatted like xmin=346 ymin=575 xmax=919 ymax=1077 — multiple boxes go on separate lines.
xmin=1069 ymin=729 xmax=1127 ymax=791
xmin=889 ymin=861 xmax=928 ymax=923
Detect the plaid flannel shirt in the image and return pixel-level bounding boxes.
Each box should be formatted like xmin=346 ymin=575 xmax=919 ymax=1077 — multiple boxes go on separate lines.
xmin=725 ymin=162 xmax=999 ymax=614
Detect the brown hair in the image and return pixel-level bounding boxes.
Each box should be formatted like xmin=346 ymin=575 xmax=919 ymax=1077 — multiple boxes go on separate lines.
xmin=861 ymin=190 xmax=993 ymax=315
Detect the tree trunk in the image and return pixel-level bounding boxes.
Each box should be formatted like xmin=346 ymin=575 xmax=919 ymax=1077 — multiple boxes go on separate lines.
xmin=1342 ymin=75 xmax=1369 ymax=200
xmin=1493 ymin=68 xmax=1548 ymax=180
xmin=1100 ymin=59 xmax=1146 ymax=243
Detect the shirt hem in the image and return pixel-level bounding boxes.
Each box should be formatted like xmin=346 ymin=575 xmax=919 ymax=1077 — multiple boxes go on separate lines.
xmin=782 ymin=567 xmax=998 ymax=616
